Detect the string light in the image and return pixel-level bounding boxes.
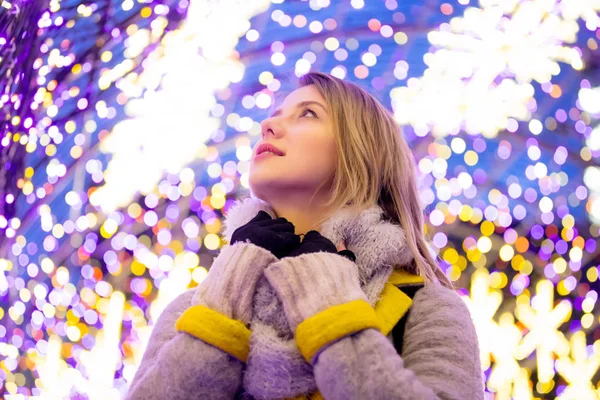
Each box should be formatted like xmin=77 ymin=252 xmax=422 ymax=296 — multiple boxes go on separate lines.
xmin=390 ymin=0 xmax=588 ymax=138
xmin=0 ymin=0 xmax=599 ymax=398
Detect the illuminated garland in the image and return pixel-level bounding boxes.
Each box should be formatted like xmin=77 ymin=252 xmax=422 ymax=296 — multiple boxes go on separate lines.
xmin=0 ymin=0 xmax=598 ymax=398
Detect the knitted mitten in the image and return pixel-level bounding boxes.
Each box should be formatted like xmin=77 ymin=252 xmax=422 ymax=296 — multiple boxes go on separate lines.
xmin=192 ymin=242 xmax=278 ymax=325
xmin=264 ymin=251 xmax=368 ymax=332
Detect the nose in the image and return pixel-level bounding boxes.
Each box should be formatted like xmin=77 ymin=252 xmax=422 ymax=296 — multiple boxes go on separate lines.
xmin=260 ymin=118 xmax=281 ymax=139
xmin=260 ymin=117 xmax=278 ymax=140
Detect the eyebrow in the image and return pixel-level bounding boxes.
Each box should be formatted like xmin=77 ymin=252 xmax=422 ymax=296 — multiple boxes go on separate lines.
xmin=269 ymin=100 xmax=328 ymax=118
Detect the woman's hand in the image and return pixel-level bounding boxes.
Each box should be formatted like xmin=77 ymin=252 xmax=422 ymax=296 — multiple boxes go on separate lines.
xmin=193 ymin=211 xmax=300 ymax=325
xmin=231 ymin=210 xmax=301 ymax=259
xmin=288 ymin=230 xmax=356 ymax=262
xmin=265 ymin=230 xmax=364 ymax=332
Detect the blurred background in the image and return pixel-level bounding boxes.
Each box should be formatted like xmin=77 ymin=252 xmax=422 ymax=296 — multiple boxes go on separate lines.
xmin=1 ymin=0 xmax=600 ymax=398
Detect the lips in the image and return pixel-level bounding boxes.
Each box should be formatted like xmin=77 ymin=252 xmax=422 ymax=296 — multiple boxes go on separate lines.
xmin=256 ymin=143 xmax=285 ymax=157
xmin=254 ymin=152 xmax=282 ymax=160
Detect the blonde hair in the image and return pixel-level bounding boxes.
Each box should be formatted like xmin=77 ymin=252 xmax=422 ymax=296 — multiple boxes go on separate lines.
xmin=296 ymin=72 xmax=454 ymax=289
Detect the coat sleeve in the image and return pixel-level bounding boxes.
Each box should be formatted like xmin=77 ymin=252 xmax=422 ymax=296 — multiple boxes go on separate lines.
xmin=263 ymin=252 xmax=485 ymax=400
xmin=125 ymin=243 xmax=278 ymax=400
xmin=124 ymin=288 xmax=244 ymax=400
xmin=311 ymin=285 xmax=486 ymax=400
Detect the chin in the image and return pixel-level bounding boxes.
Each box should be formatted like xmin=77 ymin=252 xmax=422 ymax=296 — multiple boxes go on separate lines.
xmin=249 ymin=170 xmax=284 ymax=187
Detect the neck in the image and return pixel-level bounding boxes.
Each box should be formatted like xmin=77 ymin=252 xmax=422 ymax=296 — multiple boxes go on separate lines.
xmin=266 ymin=197 xmax=336 ymax=237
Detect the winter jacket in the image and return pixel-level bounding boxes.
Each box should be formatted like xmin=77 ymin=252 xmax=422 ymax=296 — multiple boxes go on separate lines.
xmin=125 ymin=199 xmax=485 ymax=400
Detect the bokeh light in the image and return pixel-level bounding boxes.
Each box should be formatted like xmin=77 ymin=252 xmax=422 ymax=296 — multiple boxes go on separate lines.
xmin=1 ymin=0 xmax=600 ymax=398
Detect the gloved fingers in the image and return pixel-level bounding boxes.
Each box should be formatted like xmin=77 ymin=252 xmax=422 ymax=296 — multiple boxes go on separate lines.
xmin=273 ymin=231 xmax=301 ymax=241
xmin=303 ymin=230 xmax=321 ymax=238
xmin=249 ymin=211 xmax=295 ymax=226
xmin=337 ymin=249 xmax=356 ymax=262
xmin=273 ymin=235 xmax=301 ymax=258
xmin=253 ymin=217 xmax=295 ymax=228
xmin=302 ymin=231 xmax=335 ymax=246
xmin=260 ymin=221 xmax=297 ymax=232
xmin=249 ymin=210 xmax=273 ymax=222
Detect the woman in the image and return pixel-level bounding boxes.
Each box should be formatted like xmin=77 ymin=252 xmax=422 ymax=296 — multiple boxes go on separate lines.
xmin=125 ymin=72 xmax=485 ymax=399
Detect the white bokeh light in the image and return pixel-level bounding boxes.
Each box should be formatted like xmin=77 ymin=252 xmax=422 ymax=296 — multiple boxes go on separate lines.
xmin=391 ymin=0 xmax=589 ymax=138
xmin=91 ymin=0 xmax=271 ymax=214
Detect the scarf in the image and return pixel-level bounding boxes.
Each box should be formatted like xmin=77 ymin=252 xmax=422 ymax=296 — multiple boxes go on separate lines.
xmin=220 ymin=196 xmax=416 ymax=399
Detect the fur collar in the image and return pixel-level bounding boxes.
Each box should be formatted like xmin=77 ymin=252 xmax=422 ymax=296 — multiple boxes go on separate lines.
xmin=221 ymin=195 xmax=418 ymax=399
xmin=221 ymin=195 xmax=415 ymax=288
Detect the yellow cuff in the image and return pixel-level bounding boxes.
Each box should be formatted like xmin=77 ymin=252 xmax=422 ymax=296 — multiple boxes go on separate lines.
xmin=295 ymin=299 xmax=381 ymax=364
xmin=175 ymin=304 xmax=251 ymax=363
xmin=286 ymin=390 xmax=325 ymax=400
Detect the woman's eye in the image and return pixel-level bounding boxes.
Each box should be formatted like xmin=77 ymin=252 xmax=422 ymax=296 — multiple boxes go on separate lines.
xmin=301 ymin=108 xmax=317 ymax=118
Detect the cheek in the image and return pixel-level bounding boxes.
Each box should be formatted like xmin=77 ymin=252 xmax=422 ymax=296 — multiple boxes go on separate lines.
xmin=297 ymin=129 xmax=336 ymax=157
xmin=292 ymin=137 xmax=336 ymax=171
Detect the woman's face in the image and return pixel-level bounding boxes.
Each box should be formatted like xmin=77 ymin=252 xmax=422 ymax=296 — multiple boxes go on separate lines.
xmin=249 ymin=85 xmax=337 ymax=204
